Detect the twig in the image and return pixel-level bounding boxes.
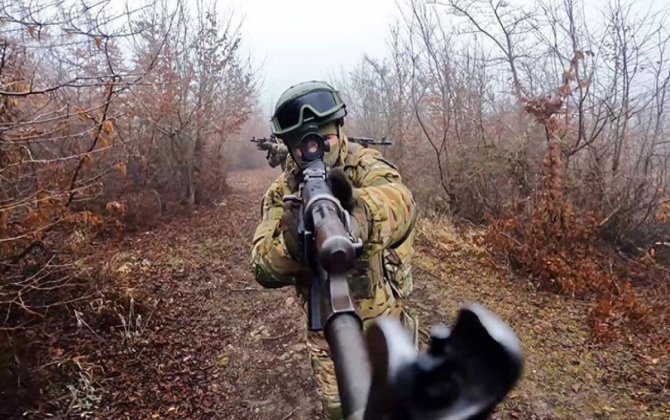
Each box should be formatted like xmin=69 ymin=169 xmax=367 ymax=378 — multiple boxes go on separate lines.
xmin=260 ymin=331 xmax=294 ymax=341
xmin=280 ymin=407 xmax=298 ymax=420
xmin=74 ymin=310 xmax=101 ymax=339
xmin=229 ymin=287 xmax=262 ymax=292
xmin=1 ymin=241 xmax=48 ymax=273
xmin=66 ymin=80 xmax=117 ymax=206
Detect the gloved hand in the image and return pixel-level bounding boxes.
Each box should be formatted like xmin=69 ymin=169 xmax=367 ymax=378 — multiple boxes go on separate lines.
xmin=257 ymin=142 xmax=271 ymax=151
xmin=328 ymin=168 xmax=368 ymax=244
xmin=280 ymin=200 xmax=303 ymax=263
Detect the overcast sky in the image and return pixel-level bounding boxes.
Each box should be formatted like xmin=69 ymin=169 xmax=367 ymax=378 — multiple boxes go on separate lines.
xmin=230 ymin=0 xmax=402 ymax=113
xmin=227 ymin=0 xmax=663 ymax=115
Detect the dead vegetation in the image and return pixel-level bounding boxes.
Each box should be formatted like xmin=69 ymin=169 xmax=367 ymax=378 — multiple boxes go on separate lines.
xmin=2 ymin=168 xmax=667 ymax=418
xmin=343 ymin=0 xmax=670 ymax=249
xmin=1 ymin=0 xmax=669 ymax=418
xmin=413 ymin=217 xmax=669 ymax=419
xmin=341 ymin=2 xmax=670 ymax=410
xmin=1 ymin=0 xmax=255 ymax=416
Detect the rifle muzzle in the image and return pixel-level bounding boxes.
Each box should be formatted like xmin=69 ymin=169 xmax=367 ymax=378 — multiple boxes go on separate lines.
xmin=316 ymin=216 xmax=355 ymax=273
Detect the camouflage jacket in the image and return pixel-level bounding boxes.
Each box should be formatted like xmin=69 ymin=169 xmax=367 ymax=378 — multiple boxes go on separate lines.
xmin=250 ymin=136 xmax=417 ymax=324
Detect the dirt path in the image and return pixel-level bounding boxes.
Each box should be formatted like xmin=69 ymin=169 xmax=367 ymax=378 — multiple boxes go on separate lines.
xmin=65 ymin=168 xmax=666 ymax=419
xmin=91 ymin=168 xmax=320 ymax=419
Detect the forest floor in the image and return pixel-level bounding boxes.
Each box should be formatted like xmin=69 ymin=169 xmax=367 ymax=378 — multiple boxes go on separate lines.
xmin=6 ymin=168 xmax=668 ymax=419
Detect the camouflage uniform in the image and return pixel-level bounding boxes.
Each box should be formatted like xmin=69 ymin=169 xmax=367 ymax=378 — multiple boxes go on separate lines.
xmin=251 ymin=131 xmax=417 ymax=419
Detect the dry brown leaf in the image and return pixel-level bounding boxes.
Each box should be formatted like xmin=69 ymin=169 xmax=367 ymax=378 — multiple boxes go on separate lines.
xmin=102 ymin=120 xmax=114 ymax=134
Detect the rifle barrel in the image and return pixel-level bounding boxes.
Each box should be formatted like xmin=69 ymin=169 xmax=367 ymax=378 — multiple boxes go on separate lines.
xmin=300 ymin=159 xmax=370 ymax=418
xmin=325 ymin=311 xmax=370 ymax=420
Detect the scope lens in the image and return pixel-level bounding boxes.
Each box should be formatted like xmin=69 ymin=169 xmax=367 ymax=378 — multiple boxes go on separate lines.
xmin=305 ymin=138 xmax=319 ymax=154
xmin=300 ymin=133 xmax=325 ymax=161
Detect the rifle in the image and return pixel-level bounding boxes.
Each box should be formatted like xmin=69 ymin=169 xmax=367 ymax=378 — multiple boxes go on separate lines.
xmin=251 ymin=135 xmax=391 ymax=170
xmin=286 ymin=124 xmax=523 ymax=419
xmin=349 ymin=136 xmax=393 ymax=148
xmin=250 ymin=135 xmax=288 ymax=169
xmin=250 ymin=134 xmax=278 ymax=148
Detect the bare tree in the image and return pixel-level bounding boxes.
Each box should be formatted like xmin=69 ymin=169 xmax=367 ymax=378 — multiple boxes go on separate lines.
xmin=1 ymin=0 xmax=162 ymax=319
xmin=124 ymin=0 xmax=255 ymax=207
xmin=0 ymin=0 xmax=256 ymax=324
xmin=344 ymin=0 xmax=670 ymax=244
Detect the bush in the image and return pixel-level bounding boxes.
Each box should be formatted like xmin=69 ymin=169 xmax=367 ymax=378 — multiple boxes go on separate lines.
xmin=484 ymin=142 xmax=655 ymax=339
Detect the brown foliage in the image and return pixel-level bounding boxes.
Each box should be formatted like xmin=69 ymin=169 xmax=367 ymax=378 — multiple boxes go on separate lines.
xmin=344 ymin=5 xmax=669 ymax=339
xmin=482 ymin=47 xmax=668 ymax=340
xmin=346 ymin=1 xmax=670 ymax=255
xmin=484 ymin=122 xmax=659 ymax=341
xmin=1 ymin=0 xmax=255 ymax=263
xmin=0 ymin=5 xmax=256 ymax=411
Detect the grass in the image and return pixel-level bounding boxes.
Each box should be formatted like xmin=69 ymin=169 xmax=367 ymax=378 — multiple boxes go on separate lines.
xmin=410 ymin=217 xmax=669 ymax=419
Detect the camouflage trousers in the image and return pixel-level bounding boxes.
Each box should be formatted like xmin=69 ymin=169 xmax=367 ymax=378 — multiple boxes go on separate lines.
xmin=305 ymin=304 xmax=418 ymax=420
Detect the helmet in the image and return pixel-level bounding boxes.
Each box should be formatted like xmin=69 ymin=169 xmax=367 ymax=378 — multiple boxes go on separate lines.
xmin=271 ymin=81 xmax=347 ymax=140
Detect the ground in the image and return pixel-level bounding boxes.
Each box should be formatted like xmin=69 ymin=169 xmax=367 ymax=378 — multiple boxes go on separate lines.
xmin=10 ymin=168 xmax=668 ymax=419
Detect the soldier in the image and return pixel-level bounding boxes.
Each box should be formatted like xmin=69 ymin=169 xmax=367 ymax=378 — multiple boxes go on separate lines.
xmin=255 ymin=139 xmax=289 ymax=170
xmin=250 ymin=81 xmax=417 ymax=419
xmin=266 ymin=142 xmax=288 ymax=170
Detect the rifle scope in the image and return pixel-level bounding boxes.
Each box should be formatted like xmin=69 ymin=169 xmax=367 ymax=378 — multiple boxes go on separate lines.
xmin=296 ymin=124 xmax=329 ymax=162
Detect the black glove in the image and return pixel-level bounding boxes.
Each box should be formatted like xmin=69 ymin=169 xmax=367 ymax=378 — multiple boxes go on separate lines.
xmin=280 ymin=200 xmax=303 ymax=263
xmin=328 ymin=168 xmax=355 ymax=212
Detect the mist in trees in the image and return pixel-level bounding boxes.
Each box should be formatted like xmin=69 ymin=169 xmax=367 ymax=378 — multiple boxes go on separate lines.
xmin=1 ymin=0 xmax=669 ymax=417
xmin=342 ymin=0 xmax=670 ymax=250
xmin=1 ymin=0 xmax=255 ymax=324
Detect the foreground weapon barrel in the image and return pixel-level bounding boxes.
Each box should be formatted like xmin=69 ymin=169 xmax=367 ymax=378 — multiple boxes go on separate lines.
xmin=326 ymin=312 xmax=371 ymax=418
xmin=300 ymin=158 xmax=370 ymax=417
xmin=364 ymin=305 xmax=523 ymax=420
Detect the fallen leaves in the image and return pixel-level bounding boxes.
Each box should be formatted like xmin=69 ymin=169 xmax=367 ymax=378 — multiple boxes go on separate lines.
xmin=6 ymin=168 xmax=667 ymax=419
xmin=102 ymin=120 xmax=114 ymax=134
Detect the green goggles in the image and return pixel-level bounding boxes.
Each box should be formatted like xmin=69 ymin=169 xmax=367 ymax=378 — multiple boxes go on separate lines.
xmin=271 ymin=90 xmax=345 ymax=136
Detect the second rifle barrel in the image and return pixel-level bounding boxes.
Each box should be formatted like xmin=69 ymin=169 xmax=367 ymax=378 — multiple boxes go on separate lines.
xmin=325 ymin=312 xmax=371 ymax=420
